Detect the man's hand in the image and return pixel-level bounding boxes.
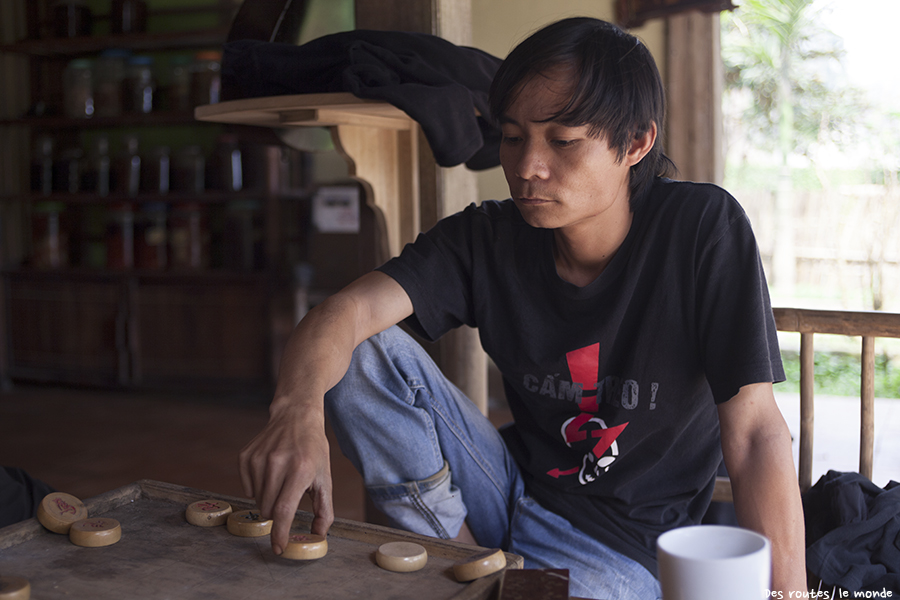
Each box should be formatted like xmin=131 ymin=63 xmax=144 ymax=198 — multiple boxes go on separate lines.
xmin=236 ymin=271 xmax=414 ymax=556
xmin=239 ymin=399 xmax=334 ymax=555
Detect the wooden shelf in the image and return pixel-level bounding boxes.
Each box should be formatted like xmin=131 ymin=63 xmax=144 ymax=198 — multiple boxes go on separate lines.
xmin=197 ymin=93 xmax=421 ymax=259
xmin=2 ymin=267 xmax=269 ymax=283
xmin=1 ymin=111 xmax=203 ymax=129
xmin=5 ymin=189 xmax=309 ymax=205
xmin=0 ymin=27 xmax=229 ymax=57
xmin=195 ymin=93 xmax=414 ymax=131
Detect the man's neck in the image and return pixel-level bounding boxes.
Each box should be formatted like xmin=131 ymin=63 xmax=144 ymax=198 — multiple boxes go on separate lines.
xmin=552 ymin=210 xmax=633 ymax=287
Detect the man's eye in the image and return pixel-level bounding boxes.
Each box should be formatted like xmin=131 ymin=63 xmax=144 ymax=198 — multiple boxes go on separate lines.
xmin=501 ymin=135 xmax=522 ymax=144
xmin=552 ymin=139 xmax=577 ymax=148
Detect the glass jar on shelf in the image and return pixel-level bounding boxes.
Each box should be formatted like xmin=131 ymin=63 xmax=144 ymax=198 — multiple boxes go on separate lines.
xmin=94 ymin=49 xmax=129 ymax=118
xmin=124 ymin=55 xmax=156 ymax=114
xmin=191 ymin=50 xmax=221 ymax=107
xmin=31 ymin=201 xmax=69 ymax=269
xmin=168 ymin=202 xmax=209 ymax=270
xmin=79 ymin=204 xmax=107 ymax=269
xmin=135 ymin=202 xmax=167 ymax=270
xmin=106 ymin=202 xmax=134 ymax=270
xmin=223 ymin=200 xmax=262 ymax=271
xmin=63 ymin=58 xmax=94 ymax=118
xmin=167 ymin=55 xmax=193 ymax=112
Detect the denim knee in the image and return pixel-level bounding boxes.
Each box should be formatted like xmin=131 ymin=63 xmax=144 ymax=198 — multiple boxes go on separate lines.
xmin=366 ymin=460 xmax=468 ymax=538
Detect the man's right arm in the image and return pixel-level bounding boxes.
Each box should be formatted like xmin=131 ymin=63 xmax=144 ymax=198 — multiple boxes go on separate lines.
xmin=238 ymin=270 xmax=414 ymax=555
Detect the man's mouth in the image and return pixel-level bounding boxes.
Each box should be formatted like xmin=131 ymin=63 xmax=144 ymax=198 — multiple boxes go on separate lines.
xmin=517 ymin=196 xmax=552 ymax=205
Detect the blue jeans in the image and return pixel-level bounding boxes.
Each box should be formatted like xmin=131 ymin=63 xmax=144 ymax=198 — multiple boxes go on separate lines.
xmin=324 ymin=326 xmax=661 ymax=600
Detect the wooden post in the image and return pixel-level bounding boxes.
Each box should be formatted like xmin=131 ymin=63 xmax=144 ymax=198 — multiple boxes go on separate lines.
xmin=860 ymin=336 xmax=875 ymax=480
xmin=665 ymin=10 xmax=723 ymax=185
xmin=355 ymin=0 xmax=488 ymax=416
xmin=798 ymin=332 xmax=815 ymax=492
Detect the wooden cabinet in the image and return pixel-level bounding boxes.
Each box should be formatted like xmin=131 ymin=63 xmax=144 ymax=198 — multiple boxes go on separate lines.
xmin=0 ymin=1 xmax=329 ymax=391
xmin=5 ymin=270 xmax=127 ymax=386
xmin=132 ymin=273 xmax=270 ymax=389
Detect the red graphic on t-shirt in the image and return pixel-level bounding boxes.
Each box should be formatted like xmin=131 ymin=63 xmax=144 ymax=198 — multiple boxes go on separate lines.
xmin=566 ymin=343 xmax=600 ymax=413
xmin=589 ymin=421 xmax=628 ymax=458
xmin=547 ymin=343 xmax=629 ymax=484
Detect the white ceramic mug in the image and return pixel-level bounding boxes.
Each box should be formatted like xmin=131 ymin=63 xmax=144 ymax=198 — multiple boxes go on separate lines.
xmin=657 ymin=525 xmax=771 ymax=600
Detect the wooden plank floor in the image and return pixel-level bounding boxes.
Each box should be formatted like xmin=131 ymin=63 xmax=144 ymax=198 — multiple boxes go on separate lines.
xmin=0 ymin=384 xmax=367 ymax=522
xmin=0 ymin=383 xmax=517 ymax=526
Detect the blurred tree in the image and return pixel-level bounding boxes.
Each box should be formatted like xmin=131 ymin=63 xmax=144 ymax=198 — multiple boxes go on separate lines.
xmin=721 ymin=0 xmax=858 ymax=294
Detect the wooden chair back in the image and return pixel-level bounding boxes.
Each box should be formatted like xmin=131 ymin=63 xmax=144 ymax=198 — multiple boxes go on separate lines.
xmin=712 ymin=307 xmax=900 ymax=503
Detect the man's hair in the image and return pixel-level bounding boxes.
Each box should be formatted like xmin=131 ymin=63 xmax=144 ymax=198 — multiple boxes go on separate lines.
xmin=489 ymin=17 xmax=675 ymax=208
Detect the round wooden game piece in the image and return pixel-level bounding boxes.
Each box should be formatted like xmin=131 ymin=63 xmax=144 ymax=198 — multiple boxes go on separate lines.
xmin=281 ymin=533 xmax=328 ymax=560
xmin=226 ymin=510 xmax=273 ymax=537
xmin=36 ymin=492 xmax=88 ymax=534
xmin=0 ymin=576 xmax=31 ymax=600
xmin=452 ymin=548 xmax=507 ymax=581
xmin=68 ymin=517 xmax=122 ymax=548
xmin=185 ymin=499 xmax=232 ymax=527
xmin=375 ymin=541 xmax=428 ymax=573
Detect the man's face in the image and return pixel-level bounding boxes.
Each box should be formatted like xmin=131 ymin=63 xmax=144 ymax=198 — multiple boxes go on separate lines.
xmin=498 ymin=68 xmax=637 ymax=233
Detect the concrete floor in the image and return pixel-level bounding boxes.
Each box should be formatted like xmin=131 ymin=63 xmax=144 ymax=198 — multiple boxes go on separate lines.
xmin=774 ymin=390 xmax=900 ymax=488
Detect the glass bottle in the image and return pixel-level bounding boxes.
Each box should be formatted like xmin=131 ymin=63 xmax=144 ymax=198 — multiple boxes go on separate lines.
xmin=106 ymin=202 xmax=134 ymax=269
xmin=53 ymin=146 xmax=83 ymax=194
xmin=172 ymin=145 xmax=205 ymax=193
xmin=114 ymin=135 xmax=141 ymax=197
xmin=51 ymin=0 xmax=92 ymax=38
xmin=141 ymin=146 xmax=170 ymax=195
xmin=31 ymin=136 xmax=55 ymax=196
xmin=81 ymin=135 xmax=111 ymax=197
xmin=110 ymin=0 xmax=147 ymax=35
xmin=63 ymin=58 xmax=94 ymax=118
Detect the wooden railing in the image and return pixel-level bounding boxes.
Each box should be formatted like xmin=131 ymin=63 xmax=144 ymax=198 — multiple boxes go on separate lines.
xmin=712 ymin=307 xmax=900 ymax=503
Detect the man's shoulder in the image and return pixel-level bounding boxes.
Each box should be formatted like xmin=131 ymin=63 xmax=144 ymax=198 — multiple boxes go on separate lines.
xmin=644 ymin=178 xmax=746 ymax=224
xmin=649 ymin=178 xmax=738 ymax=205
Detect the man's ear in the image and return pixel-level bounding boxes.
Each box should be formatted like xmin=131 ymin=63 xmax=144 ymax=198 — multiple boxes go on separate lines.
xmin=625 ymin=122 xmax=657 ymax=167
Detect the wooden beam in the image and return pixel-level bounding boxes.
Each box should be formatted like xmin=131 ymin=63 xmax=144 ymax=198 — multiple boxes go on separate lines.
xmin=773 ymin=307 xmax=900 ymax=338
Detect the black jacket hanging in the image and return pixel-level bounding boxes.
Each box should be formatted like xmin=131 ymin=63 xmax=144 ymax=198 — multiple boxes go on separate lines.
xmin=221 ymin=30 xmax=503 ymax=170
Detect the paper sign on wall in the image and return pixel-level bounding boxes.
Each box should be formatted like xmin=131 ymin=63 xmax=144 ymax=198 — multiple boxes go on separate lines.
xmin=312 ymin=186 xmax=360 ymax=233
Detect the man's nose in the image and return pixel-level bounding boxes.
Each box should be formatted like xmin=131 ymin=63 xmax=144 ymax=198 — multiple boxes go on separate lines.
xmin=513 ymin=141 xmax=550 ymax=180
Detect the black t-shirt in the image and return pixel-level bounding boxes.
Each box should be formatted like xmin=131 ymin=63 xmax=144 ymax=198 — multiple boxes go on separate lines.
xmin=377 ymin=178 xmax=784 ymax=573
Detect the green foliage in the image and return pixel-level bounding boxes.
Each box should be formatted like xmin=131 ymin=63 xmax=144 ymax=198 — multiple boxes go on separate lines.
xmin=779 ymin=350 xmax=900 ymax=398
xmin=722 ymin=0 xmax=865 ymax=157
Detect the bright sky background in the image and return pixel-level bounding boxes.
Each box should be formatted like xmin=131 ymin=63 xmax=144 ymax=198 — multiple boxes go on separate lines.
xmin=815 ymin=0 xmax=900 ymax=105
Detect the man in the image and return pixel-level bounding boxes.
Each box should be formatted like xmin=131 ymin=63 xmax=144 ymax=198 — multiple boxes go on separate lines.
xmin=239 ymin=17 xmax=806 ymax=599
